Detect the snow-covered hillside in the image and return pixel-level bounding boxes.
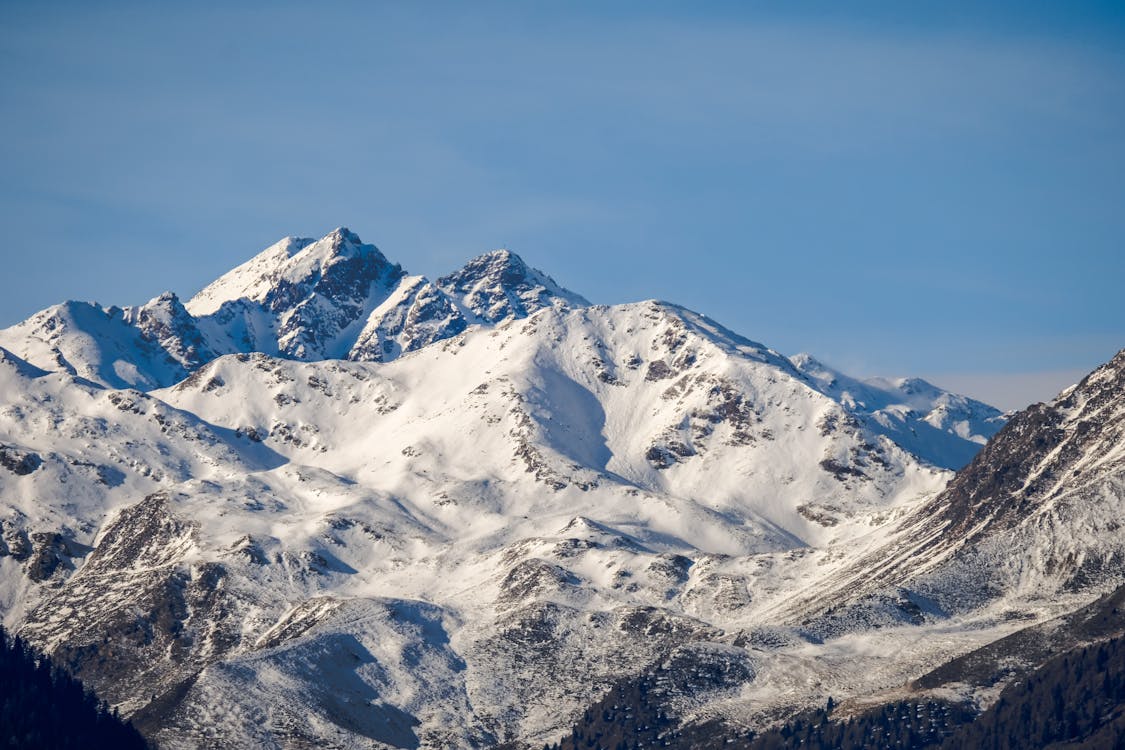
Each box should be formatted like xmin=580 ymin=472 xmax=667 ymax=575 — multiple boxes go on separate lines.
xmin=783 ymin=348 xmax=1125 ymax=631
xmin=4 ymin=227 xmax=1119 ymax=750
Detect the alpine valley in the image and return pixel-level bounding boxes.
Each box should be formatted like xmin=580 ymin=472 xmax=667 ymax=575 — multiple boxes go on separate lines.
xmin=1 ymin=228 xmax=1122 ymax=749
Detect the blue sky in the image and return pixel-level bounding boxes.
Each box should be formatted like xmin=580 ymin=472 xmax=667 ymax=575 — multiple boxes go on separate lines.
xmin=2 ymin=2 xmax=1123 ymax=409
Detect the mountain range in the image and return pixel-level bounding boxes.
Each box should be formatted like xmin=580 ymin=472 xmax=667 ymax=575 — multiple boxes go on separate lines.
xmin=0 ymin=228 xmax=1119 ymax=749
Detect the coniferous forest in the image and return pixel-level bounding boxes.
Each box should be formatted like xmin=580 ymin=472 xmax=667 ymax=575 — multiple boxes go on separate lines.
xmin=550 ymin=634 xmax=1125 ymax=750
xmin=0 ymin=625 xmax=147 ymax=749
xmin=942 ymin=634 xmax=1125 ymax=750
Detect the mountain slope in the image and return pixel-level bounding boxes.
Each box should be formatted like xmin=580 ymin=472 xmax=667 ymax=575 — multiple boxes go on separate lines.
xmin=791 ymin=354 xmax=1005 ymax=470
xmin=0 ymin=300 xmax=192 ymax=390
xmin=12 ymin=229 xmax=1109 ymax=750
xmin=547 ymin=351 xmax=1124 ymax=749
xmin=777 ymin=347 xmax=1125 ymax=635
xmin=0 ymin=299 xmax=956 ymax=748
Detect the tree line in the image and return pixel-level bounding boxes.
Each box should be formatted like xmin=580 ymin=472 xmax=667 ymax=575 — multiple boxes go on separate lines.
xmin=0 ymin=625 xmax=148 ymax=749
xmin=548 ymin=633 xmax=1125 ymax=750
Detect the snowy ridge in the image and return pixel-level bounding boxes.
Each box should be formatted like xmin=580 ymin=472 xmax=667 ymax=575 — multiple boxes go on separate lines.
xmin=0 ymin=228 xmax=991 ymax=471
xmin=185 ymin=235 xmax=317 ymax=316
xmin=0 ymin=229 xmax=587 ymax=390
xmin=0 ymin=299 xmax=194 ymax=390
xmin=791 ymin=354 xmax=1006 ymax=470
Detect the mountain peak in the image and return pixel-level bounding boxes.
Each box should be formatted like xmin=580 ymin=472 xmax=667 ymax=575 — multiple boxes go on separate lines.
xmin=790 ymin=352 xmax=829 ymax=375
xmin=322 ymin=227 xmax=369 ymax=257
xmin=120 ymin=291 xmax=214 ymax=371
xmin=437 ymin=248 xmax=588 ymax=324
xmin=473 ymin=246 xmax=521 ymax=265
xmin=452 ymin=248 xmax=531 ymax=287
xmin=185 ymin=229 xmax=397 ymax=316
xmin=186 ymin=235 xmax=315 ymax=316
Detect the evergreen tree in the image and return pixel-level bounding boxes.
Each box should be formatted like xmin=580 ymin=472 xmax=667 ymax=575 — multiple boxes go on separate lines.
xmin=0 ymin=625 xmax=148 ymax=749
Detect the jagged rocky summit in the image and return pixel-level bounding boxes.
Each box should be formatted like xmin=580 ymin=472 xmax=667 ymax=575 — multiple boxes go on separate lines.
xmin=0 ymin=228 xmax=590 ymax=391
xmin=2 ymin=227 xmax=1116 ymax=750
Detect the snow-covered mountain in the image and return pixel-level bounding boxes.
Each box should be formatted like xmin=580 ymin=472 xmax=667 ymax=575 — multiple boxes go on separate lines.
xmin=1 ymin=227 xmax=1119 ymax=749
xmin=0 ymin=228 xmax=998 ymax=472
xmin=0 ymin=229 xmax=587 ymax=391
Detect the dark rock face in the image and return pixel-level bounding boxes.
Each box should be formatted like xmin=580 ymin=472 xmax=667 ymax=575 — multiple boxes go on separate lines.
xmin=270 ymin=230 xmax=405 ymax=360
xmin=926 ymin=350 xmax=1125 ymax=544
xmin=0 ymin=444 xmax=41 ymax=475
xmin=20 ymin=494 xmax=242 ymax=711
xmin=0 ymin=519 xmax=31 ymax=560
xmin=123 ymin=291 xmax=214 ymax=372
xmin=645 ymin=360 xmax=675 ymax=381
xmin=645 ymin=444 xmax=684 ymax=469
xmin=25 ymin=532 xmax=81 ymax=582
xmin=498 ymin=558 xmax=580 ymax=604
xmin=648 ymin=554 xmax=693 ymax=585
xmin=819 ymin=458 xmax=869 ymax=482
xmin=437 ymin=249 xmax=587 ymax=324
xmin=0 ymin=517 xmax=84 ymax=583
